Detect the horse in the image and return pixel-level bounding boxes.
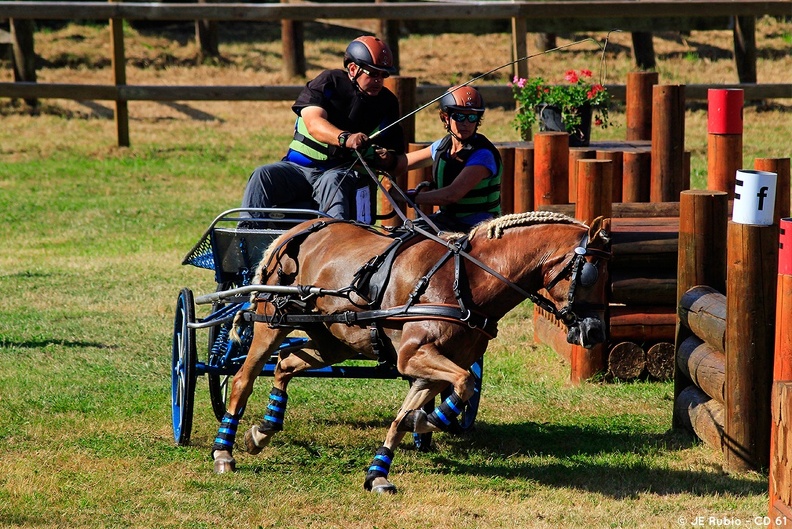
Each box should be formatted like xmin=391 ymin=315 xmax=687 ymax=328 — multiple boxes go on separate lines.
xmin=210 ymin=211 xmax=611 ymax=493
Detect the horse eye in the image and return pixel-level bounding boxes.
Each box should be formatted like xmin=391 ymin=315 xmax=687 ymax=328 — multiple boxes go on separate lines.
xmin=579 ymin=263 xmax=599 ymax=287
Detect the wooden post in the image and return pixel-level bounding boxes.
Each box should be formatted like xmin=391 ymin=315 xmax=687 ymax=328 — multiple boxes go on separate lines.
xmin=10 ymin=18 xmax=37 ymax=108
xmin=109 ymin=1 xmax=129 ymax=148
xmin=707 ymin=89 xmax=744 ymax=197
xmin=497 ymin=146 xmax=515 ymax=216
xmin=770 ymin=217 xmax=792 ymax=523
xmin=725 ymin=220 xmax=778 ymax=471
xmin=597 ymin=150 xmax=623 ymax=203
xmin=630 ymin=32 xmax=656 ymax=71
xmin=513 ymin=146 xmax=534 ymax=213
xmin=568 ymin=149 xmax=595 ymax=204
xmin=281 ymin=0 xmax=305 ymax=79
xmin=406 ymin=142 xmax=431 ymax=220
xmin=383 ymin=76 xmax=416 ymax=146
xmin=623 ymin=151 xmax=651 ymax=202
xmin=626 ymin=71 xmax=658 ymax=141
xmin=195 ymin=0 xmax=219 ymax=61
xmin=510 ymin=17 xmax=527 ymax=82
xmin=673 ymin=190 xmax=728 ymax=430
xmin=376 ymin=0 xmax=400 ymax=74
xmin=650 ymin=85 xmax=685 ymax=202
xmin=575 ymin=159 xmax=612 ymax=225
xmin=755 ymin=158 xmax=791 ymax=221
xmin=534 ymin=132 xmax=569 ymax=207
xmin=733 ymin=16 xmax=757 ymax=84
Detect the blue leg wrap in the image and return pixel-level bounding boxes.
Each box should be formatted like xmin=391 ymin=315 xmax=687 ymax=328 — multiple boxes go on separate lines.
xmin=212 ymin=412 xmax=241 ymax=453
xmin=364 ymin=446 xmax=395 ymax=491
xmin=426 ymin=392 xmax=464 ymax=431
xmin=259 ymin=387 xmax=288 ymax=433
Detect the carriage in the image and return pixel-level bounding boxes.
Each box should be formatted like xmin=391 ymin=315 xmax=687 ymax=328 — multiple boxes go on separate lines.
xmin=170 ymin=207 xmax=483 ymax=450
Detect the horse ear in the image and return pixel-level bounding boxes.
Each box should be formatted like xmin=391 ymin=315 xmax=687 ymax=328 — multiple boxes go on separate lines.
xmin=589 ymin=216 xmax=611 ymax=245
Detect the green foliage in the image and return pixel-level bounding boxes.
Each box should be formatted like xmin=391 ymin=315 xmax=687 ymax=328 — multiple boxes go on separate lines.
xmin=510 ymin=69 xmax=611 ymax=139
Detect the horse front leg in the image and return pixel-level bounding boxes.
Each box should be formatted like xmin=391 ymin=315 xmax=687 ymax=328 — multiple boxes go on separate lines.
xmin=212 ymin=323 xmax=288 ymax=474
xmin=364 ymin=379 xmax=446 ymax=494
xmin=243 ymin=339 xmax=347 ymax=455
xmin=395 ymin=341 xmax=478 ymax=435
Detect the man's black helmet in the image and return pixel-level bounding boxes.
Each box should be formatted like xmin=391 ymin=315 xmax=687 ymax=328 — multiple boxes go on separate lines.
xmin=439 ymin=85 xmax=485 ymax=114
xmin=343 ymin=36 xmax=396 ymax=74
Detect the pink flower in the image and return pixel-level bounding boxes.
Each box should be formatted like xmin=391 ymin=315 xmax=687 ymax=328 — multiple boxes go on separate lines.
xmin=564 ymin=70 xmax=579 ymax=83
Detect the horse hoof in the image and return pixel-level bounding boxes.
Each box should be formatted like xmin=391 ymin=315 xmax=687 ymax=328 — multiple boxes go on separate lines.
xmin=213 ymin=451 xmax=236 ymax=474
xmin=366 ymin=476 xmax=397 ymax=494
xmin=244 ymin=427 xmax=271 ymax=455
xmin=396 ymin=409 xmax=427 ymax=433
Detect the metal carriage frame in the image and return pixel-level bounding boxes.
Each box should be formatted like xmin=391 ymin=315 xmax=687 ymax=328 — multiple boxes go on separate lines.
xmin=170 ymin=208 xmax=483 ymax=450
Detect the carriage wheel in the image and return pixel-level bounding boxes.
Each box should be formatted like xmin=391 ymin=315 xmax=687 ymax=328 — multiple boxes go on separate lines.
xmin=171 ymin=288 xmax=198 ymax=446
xmin=207 ymin=282 xmax=234 ymax=422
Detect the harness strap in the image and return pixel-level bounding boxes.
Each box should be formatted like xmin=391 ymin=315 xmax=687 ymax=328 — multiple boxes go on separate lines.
xmin=242 ymin=302 xmax=498 ymax=340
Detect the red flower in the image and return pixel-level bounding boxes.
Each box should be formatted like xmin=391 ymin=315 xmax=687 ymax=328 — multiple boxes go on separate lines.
xmin=580 ymin=69 xmax=593 ymax=78
xmin=564 ymin=70 xmax=579 ymax=84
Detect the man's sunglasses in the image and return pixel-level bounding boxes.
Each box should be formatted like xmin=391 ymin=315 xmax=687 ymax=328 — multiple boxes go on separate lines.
xmin=360 ymin=66 xmax=389 ymax=79
xmin=449 ymin=112 xmax=481 ymax=123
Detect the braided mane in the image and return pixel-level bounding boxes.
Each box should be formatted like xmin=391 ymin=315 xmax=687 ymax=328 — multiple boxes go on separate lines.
xmin=470 ymin=211 xmax=586 ymax=240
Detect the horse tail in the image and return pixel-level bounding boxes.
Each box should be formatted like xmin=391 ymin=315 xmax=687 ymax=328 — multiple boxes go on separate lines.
xmin=228 ymin=310 xmax=246 ymax=343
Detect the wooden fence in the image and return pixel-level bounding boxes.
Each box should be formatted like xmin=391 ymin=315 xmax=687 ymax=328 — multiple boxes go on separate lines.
xmin=1 ymin=1 xmax=791 ymax=145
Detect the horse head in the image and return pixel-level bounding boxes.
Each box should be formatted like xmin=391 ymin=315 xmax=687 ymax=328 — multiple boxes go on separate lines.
xmin=542 ymin=215 xmax=611 ymax=349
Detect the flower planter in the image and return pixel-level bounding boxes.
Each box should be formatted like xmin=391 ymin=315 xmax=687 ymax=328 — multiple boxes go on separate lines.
xmin=538 ymin=103 xmax=593 ymax=147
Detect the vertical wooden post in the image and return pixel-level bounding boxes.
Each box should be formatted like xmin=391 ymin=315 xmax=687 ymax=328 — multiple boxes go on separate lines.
xmin=513 ymin=146 xmax=534 ymax=213
xmin=575 ymin=159 xmax=613 ymax=225
xmin=755 ymin=158 xmax=791 ymax=221
xmin=769 ymin=217 xmax=792 ymax=523
xmin=733 ymin=16 xmax=757 ymax=84
xmin=622 ymin=150 xmax=651 ymax=202
xmin=568 ymin=149 xmax=595 ymax=204
xmin=383 ymin=76 xmax=416 ymax=146
xmin=376 ymin=0 xmax=400 ymax=73
xmin=281 ymin=0 xmax=305 ymax=79
xmin=10 ymin=18 xmax=37 ymax=108
xmin=630 ymin=32 xmax=656 ymax=71
xmin=707 ymin=89 xmax=744 ymax=197
xmin=725 ymin=220 xmax=778 ymax=471
xmin=510 ymin=17 xmax=528 ymax=82
xmin=597 ymin=150 xmax=624 ymax=203
xmin=195 ymin=0 xmax=219 ymax=60
xmin=626 ymin=71 xmax=657 ymax=141
xmin=650 ymin=85 xmax=685 ymax=202
xmin=673 ymin=190 xmax=728 ymax=430
xmin=534 ymin=132 xmax=569 ymax=207
xmin=406 ymin=142 xmax=431 ymax=219
xmin=497 ymin=146 xmax=515 ymax=216
xmin=109 ymin=2 xmax=129 ymax=148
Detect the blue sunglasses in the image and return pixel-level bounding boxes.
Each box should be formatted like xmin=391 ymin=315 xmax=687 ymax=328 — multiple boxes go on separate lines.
xmin=449 ymin=112 xmax=481 ymax=123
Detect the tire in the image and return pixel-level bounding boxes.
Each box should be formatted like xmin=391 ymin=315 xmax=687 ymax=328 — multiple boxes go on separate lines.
xmin=172 ymin=288 xmax=197 ymax=446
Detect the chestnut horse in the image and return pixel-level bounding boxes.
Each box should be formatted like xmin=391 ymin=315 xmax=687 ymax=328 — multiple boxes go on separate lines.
xmin=211 ymin=211 xmax=611 ymax=493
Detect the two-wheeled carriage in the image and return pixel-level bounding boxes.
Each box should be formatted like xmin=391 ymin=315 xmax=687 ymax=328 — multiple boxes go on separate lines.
xmin=171 ymin=207 xmax=483 ymax=449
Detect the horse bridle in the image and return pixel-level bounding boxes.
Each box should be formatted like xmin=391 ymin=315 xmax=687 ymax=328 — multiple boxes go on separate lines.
xmin=543 ymin=234 xmax=611 ymax=326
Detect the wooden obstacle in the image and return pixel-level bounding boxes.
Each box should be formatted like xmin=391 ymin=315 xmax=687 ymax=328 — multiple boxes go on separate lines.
xmin=672 ymin=188 xmax=783 ymax=472
xmin=769 ymin=217 xmax=792 ymax=526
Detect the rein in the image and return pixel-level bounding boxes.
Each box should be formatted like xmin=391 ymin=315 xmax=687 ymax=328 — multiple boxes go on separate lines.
xmin=353 ymin=150 xmax=604 ymax=327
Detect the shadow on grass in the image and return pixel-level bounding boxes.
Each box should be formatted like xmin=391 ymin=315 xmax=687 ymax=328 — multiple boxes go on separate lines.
xmin=429 ymin=421 xmax=766 ymax=498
